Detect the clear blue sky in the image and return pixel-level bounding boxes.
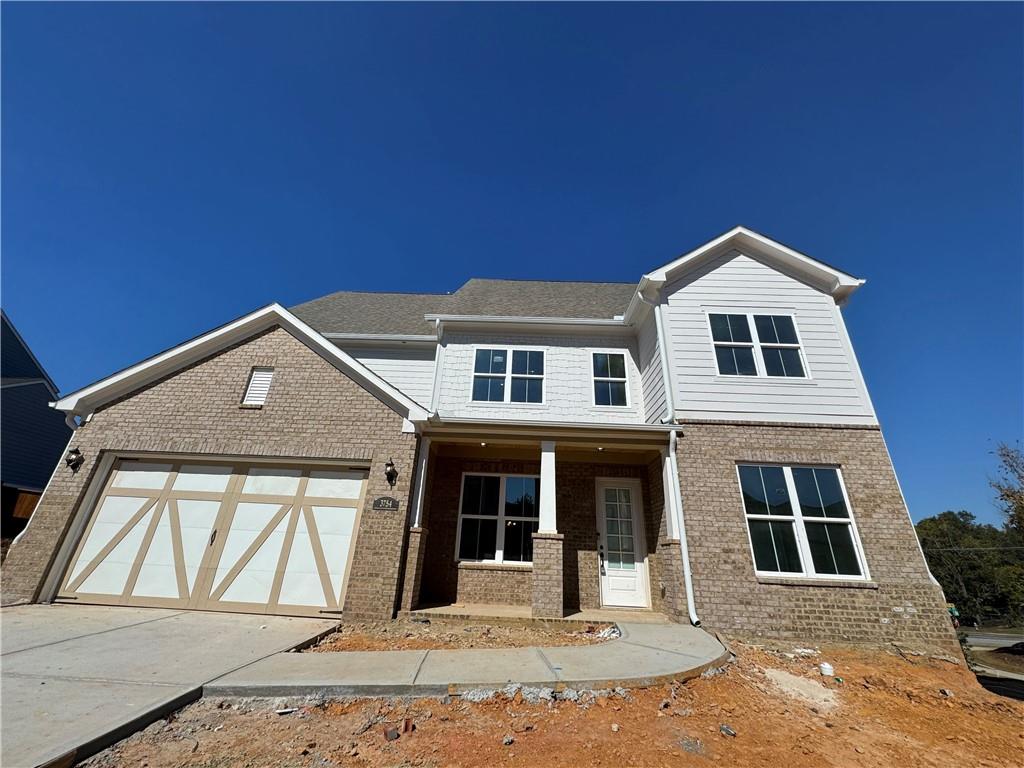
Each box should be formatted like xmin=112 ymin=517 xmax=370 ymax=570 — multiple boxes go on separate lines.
xmin=3 ymin=3 xmax=1021 ymax=525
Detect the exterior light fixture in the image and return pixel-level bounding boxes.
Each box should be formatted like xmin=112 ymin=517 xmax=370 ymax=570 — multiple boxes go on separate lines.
xmin=480 ymin=442 xmax=487 ymax=447
xmin=384 ymin=458 xmax=398 ymax=487
xmin=65 ymin=448 xmax=85 ymax=472
xmin=597 ymin=447 xmax=604 ymax=452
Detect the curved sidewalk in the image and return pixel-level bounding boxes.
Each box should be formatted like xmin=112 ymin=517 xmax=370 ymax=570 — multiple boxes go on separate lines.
xmin=204 ymin=622 xmax=730 ymax=697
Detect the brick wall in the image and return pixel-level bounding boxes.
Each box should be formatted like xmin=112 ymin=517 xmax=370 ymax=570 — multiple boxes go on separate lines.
xmin=676 ymin=421 xmax=959 ymax=653
xmin=415 ymin=454 xmax=667 ymax=614
xmin=1 ymin=326 xmax=418 ymax=620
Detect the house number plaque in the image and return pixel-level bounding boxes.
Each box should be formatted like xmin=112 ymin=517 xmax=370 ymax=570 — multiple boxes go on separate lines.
xmin=372 ymin=496 xmax=400 ymax=511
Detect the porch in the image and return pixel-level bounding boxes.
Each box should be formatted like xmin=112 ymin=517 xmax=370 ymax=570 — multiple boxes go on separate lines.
xmin=399 ymin=426 xmax=690 ymax=621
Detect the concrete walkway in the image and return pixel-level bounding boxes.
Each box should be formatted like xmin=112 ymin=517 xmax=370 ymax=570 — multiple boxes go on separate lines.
xmin=0 ymin=605 xmax=336 ymax=768
xmin=205 ymin=622 xmax=729 ymax=697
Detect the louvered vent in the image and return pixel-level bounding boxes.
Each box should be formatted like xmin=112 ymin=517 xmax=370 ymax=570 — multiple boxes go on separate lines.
xmin=242 ymin=367 xmax=274 ymax=406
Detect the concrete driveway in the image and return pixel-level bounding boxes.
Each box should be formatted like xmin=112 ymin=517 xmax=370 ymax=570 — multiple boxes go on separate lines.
xmin=1 ymin=604 xmax=336 ymax=768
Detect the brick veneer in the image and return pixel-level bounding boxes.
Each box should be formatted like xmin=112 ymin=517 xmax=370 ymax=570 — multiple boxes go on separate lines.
xmin=676 ymin=421 xmax=959 ymax=653
xmin=531 ymin=533 xmax=564 ymax=617
xmin=1 ymin=326 xmax=418 ymax=620
xmin=413 ymin=454 xmax=668 ymax=615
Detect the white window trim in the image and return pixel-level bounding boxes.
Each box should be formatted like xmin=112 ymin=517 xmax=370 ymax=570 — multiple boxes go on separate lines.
xmin=736 ymin=464 xmax=870 ymax=581
xmin=454 ymin=471 xmax=541 ymax=565
xmin=469 ymin=346 xmax=547 ymax=405
xmin=591 ymin=350 xmax=631 ymax=408
xmin=703 ymin=310 xmax=812 ymax=380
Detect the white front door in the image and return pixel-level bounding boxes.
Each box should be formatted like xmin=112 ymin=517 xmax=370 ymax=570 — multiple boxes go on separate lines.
xmin=596 ymin=479 xmax=649 ymax=608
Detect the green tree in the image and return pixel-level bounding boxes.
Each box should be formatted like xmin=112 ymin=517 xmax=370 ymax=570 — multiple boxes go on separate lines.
xmin=991 ymin=442 xmax=1024 ymax=535
xmin=916 ymin=510 xmax=1024 ymax=626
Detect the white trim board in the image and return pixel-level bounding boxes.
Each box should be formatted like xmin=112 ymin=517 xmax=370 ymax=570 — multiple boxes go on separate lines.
xmin=52 ymin=304 xmax=429 ymax=422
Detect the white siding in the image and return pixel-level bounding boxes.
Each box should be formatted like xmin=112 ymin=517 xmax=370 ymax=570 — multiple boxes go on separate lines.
xmin=662 ymin=250 xmax=877 ymax=425
xmin=337 ymin=345 xmax=436 ymax=408
xmin=637 ymin=310 xmax=667 ymax=424
xmin=437 ymin=332 xmax=646 ymax=424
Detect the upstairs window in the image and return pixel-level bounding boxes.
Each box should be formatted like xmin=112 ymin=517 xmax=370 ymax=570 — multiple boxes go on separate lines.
xmin=593 ymin=352 xmax=629 ymax=406
xmin=709 ymin=313 xmax=807 ymax=378
xmin=709 ymin=314 xmax=756 ymax=376
xmin=472 ymin=349 xmax=544 ymax=404
xmin=241 ymin=367 xmax=274 ymax=406
xmin=737 ymin=464 xmax=866 ymax=578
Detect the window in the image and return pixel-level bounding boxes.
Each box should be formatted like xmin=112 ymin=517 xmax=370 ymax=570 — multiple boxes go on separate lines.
xmin=708 ymin=313 xmax=806 ymax=378
xmin=593 ymin=352 xmax=628 ymax=406
xmin=738 ymin=464 xmax=866 ymax=578
xmin=457 ymin=474 xmax=540 ymax=563
xmin=472 ymin=349 xmax=544 ymax=403
xmin=709 ymin=314 xmax=756 ymax=376
xmin=242 ymin=367 xmax=274 ymax=406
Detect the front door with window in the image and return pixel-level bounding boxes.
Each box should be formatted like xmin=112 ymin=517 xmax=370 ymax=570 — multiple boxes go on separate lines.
xmin=595 ymin=479 xmax=649 ymax=608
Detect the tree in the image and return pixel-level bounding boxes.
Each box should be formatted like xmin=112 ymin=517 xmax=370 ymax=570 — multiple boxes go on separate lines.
xmin=991 ymin=442 xmax=1024 ymax=535
xmin=916 ymin=510 xmax=1024 ymax=626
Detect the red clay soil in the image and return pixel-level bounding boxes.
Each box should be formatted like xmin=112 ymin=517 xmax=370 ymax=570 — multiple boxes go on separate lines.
xmin=82 ymin=641 xmax=1023 ymax=768
xmin=308 ymin=618 xmax=614 ymax=651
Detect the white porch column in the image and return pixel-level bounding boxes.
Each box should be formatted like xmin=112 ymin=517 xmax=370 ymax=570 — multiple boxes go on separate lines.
xmin=409 ymin=436 xmax=431 ymax=528
xmin=539 ymin=440 xmax=557 ymax=533
xmin=661 ymin=447 xmax=679 ymax=540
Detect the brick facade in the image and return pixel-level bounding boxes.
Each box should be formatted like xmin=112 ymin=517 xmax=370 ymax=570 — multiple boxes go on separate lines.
xmin=676 ymin=421 xmax=959 ymax=653
xmin=1 ymin=326 xmax=419 ymax=620
xmin=531 ymin=533 xmax=564 ymax=617
xmin=411 ymin=454 xmax=670 ymax=616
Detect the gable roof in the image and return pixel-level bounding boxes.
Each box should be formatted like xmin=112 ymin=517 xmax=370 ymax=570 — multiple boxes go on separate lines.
xmin=290 ymin=278 xmax=637 ymax=336
xmin=2 ymin=310 xmax=58 ymax=397
xmin=644 ymin=226 xmax=864 ymax=296
xmin=53 ymin=304 xmax=429 ymax=421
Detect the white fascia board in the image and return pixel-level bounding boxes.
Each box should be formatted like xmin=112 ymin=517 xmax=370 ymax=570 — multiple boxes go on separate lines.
xmin=53 ymin=304 xmax=429 ymax=422
xmin=1 ymin=310 xmax=60 ymax=396
xmin=644 ymin=226 xmax=865 ymax=300
xmin=423 ymin=314 xmax=626 ymax=327
xmin=428 ymin=415 xmax=682 ymax=433
xmin=323 ymin=332 xmax=438 ymax=343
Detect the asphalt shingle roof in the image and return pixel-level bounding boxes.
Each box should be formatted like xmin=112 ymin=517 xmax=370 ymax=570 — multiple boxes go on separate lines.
xmin=290 ymin=278 xmax=637 ymax=336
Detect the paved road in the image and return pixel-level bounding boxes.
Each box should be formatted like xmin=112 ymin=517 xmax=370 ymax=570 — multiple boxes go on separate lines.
xmin=963 ymin=630 xmax=1024 ymax=648
xmin=0 ymin=604 xmax=335 ymax=768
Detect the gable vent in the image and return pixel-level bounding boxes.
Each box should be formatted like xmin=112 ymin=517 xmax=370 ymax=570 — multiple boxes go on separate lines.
xmin=242 ymin=367 xmax=274 ymax=406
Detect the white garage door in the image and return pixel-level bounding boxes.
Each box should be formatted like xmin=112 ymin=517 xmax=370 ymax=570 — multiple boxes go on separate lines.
xmin=57 ymin=458 xmax=367 ymax=617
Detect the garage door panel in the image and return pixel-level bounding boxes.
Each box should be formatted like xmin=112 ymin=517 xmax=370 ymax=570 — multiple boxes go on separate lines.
xmin=75 ymin=507 xmax=155 ymax=597
xmin=60 ymin=458 xmax=368 ymax=617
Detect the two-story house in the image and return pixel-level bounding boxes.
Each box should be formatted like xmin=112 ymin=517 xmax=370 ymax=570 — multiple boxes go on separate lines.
xmin=0 ymin=228 xmax=956 ymax=652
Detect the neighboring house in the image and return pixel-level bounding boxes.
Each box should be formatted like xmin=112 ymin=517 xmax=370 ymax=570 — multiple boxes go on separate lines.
xmin=1 ymin=311 xmax=73 ymax=560
xmin=0 ymin=227 xmax=956 ymax=652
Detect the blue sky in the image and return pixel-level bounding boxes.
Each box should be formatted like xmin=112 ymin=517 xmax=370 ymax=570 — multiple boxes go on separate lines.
xmin=2 ymin=3 xmax=1021 ymax=525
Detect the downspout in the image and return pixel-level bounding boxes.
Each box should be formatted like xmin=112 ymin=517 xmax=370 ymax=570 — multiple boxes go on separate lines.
xmin=668 ymin=429 xmax=700 ymax=626
xmin=428 ymin=319 xmax=445 ymax=417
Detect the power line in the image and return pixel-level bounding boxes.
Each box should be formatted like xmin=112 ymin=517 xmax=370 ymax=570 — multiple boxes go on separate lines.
xmin=923 ymin=546 xmax=1024 ymax=552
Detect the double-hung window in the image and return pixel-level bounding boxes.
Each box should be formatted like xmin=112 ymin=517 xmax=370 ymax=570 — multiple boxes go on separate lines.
xmin=593 ymin=352 xmax=629 ymax=406
xmin=708 ymin=313 xmax=806 ymax=378
xmin=457 ymin=474 xmax=540 ymax=563
xmin=738 ymin=464 xmax=867 ymax=579
xmin=472 ymin=349 xmax=544 ymax=403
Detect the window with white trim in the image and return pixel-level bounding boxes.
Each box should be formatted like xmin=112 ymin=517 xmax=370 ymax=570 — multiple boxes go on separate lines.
xmin=472 ymin=349 xmax=544 ymax=403
xmin=241 ymin=367 xmax=274 ymax=406
xmin=456 ymin=474 xmax=540 ymax=563
xmin=592 ymin=352 xmax=628 ymax=406
xmin=709 ymin=313 xmax=806 ymax=378
xmin=738 ymin=464 xmax=867 ymax=578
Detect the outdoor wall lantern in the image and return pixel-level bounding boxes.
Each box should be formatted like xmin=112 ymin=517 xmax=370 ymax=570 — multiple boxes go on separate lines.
xmin=384 ymin=458 xmax=399 ymax=487
xmin=65 ymin=448 xmax=85 ymax=473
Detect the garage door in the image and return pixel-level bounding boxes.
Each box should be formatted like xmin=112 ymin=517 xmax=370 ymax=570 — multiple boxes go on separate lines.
xmin=57 ymin=459 xmax=367 ymax=617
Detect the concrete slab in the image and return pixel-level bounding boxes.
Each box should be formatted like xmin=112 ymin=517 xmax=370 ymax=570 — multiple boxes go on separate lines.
xmin=206 ymin=649 xmax=431 ymax=697
xmin=414 ymin=647 xmax=555 ymax=688
xmin=0 ymin=604 xmax=335 ymax=768
xmin=0 ymin=604 xmax=182 ymax=655
xmin=617 ymin=622 xmax=725 ymax=659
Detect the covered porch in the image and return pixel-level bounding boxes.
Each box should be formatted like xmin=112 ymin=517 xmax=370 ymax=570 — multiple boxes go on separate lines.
xmin=399 ymin=423 xmax=690 ymax=621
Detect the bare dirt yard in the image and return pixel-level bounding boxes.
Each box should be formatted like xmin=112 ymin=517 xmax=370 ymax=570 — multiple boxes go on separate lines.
xmin=307 ymin=617 xmax=616 ymax=651
xmin=82 ymin=640 xmax=1023 ymax=768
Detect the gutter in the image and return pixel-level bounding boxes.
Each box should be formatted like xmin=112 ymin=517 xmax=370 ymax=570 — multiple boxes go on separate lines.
xmin=668 ymin=429 xmax=700 ymax=626
xmin=427 ymin=415 xmax=684 ymax=433
xmin=423 ymin=314 xmax=626 ymax=327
